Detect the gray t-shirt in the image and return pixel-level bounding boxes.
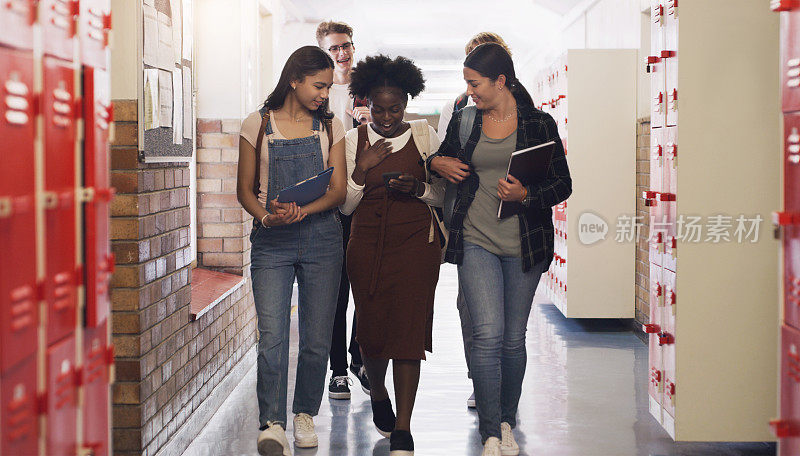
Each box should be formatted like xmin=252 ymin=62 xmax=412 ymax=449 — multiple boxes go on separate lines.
xmin=462 ymin=130 xmax=521 ymax=257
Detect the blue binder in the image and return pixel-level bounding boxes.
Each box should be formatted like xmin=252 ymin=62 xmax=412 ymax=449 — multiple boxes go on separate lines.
xmin=276 ymin=167 xmax=334 ymax=206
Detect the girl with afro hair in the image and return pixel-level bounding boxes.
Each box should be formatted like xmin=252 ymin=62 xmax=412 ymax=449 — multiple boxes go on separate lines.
xmin=339 ymin=54 xmax=445 ymax=456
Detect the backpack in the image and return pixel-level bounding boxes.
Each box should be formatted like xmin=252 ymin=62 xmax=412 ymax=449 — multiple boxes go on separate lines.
xmin=442 ymin=106 xmax=477 ymax=229
xmin=452 ymin=92 xmax=469 ymax=114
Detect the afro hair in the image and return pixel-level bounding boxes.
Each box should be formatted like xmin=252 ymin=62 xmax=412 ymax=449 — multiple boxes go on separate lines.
xmin=348 ymin=54 xmax=425 ymax=100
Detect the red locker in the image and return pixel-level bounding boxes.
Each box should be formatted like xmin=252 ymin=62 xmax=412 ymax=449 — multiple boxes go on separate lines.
xmin=644 ymin=191 xmax=664 ymax=267
xmin=779 ymin=6 xmax=800 ymax=113
xmin=646 ymin=262 xmax=663 ymax=406
xmin=41 ymin=0 xmax=78 ymax=61
xmin=43 ymin=56 xmax=77 ymax=345
xmin=46 ymin=335 xmax=78 ymax=456
xmin=784 ymin=223 xmax=800 ymax=330
xmin=82 ymin=321 xmax=111 ymax=456
xmin=83 ymin=67 xmax=113 ymax=327
xmin=0 ymin=47 xmax=38 ymax=373
xmin=0 ymin=0 xmax=36 ymax=50
xmin=0 ymin=356 xmax=38 ymax=456
xmin=773 ymin=325 xmax=800 ymax=455
xmin=660 ymin=192 xmax=677 ymax=273
xmin=664 ymin=51 xmax=678 ymax=127
xmin=79 ymin=0 xmax=111 ymax=69
xmin=664 ymin=0 xmax=679 ymax=55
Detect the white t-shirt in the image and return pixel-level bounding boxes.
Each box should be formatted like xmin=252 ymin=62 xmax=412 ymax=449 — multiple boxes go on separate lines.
xmin=340 ymin=124 xmax=441 ymax=215
xmin=329 ymin=83 xmax=356 ymax=133
xmin=239 ymin=110 xmax=345 ymax=205
xmin=436 ymin=96 xmax=476 ymax=142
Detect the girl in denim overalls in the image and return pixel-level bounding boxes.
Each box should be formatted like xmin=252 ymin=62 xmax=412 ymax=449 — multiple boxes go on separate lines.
xmin=237 ymin=46 xmax=347 ymax=456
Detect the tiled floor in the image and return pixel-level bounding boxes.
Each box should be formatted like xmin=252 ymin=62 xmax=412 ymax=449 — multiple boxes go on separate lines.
xmin=183 ymin=265 xmax=775 ymax=456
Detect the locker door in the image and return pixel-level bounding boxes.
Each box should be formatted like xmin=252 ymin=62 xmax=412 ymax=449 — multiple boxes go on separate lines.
xmin=664 ymin=51 xmax=678 ymax=127
xmin=43 ymin=56 xmax=77 ymax=345
xmin=664 ymin=0 xmax=679 ymax=54
xmin=646 ymin=263 xmax=664 ymax=413
xmin=663 ymin=127 xmax=678 ymax=272
xmin=780 ymin=8 xmax=800 ymax=113
xmin=0 ymin=47 xmax=38 ymax=373
xmin=82 ymin=322 xmax=110 ymax=456
xmin=83 ymin=67 xmax=113 ymax=328
xmin=660 ymin=191 xmax=677 ymax=274
xmin=650 ymin=127 xmax=665 ymax=193
xmin=46 ymin=335 xmax=78 ymax=456
xmin=649 ymin=56 xmax=666 ymax=129
xmin=651 ymin=1 xmax=666 ymax=55
xmin=0 ymin=356 xmax=38 ymax=456
xmin=773 ymin=325 xmax=800 ymax=455
xmin=661 ymin=268 xmax=676 ymax=419
xmin=79 ymin=0 xmax=111 ymax=69
xmin=41 ymin=0 xmax=78 ymax=61
xmin=0 ymin=0 xmax=36 ymax=50
xmin=644 ymin=191 xmax=663 ymax=267
xmin=784 ymin=114 xmax=800 ymax=330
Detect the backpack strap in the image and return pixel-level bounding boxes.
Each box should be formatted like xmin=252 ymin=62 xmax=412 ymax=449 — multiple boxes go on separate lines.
xmin=323 ymin=116 xmax=334 ymax=151
xmin=253 ymin=109 xmax=270 ymax=198
xmin=459 ymin=106 xmax=477 ymax=150
xmin=409 ymin=119 xmax=432 ymax=181
xmin=452 ymin=92 xmax=469 ymax=114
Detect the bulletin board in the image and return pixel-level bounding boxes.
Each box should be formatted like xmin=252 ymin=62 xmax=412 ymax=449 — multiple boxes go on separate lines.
xmin=138 ymin=0 xmax=194 ymax=162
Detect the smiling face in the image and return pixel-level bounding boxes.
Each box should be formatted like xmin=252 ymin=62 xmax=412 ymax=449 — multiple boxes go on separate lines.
xmin=292 ymin=68 xmax=334 ymax=111
xmin=320 ymin=33 xmax=355 ymax=73
xmin=369 ymin=87 xmax=407 ymax=138
xmin=463 ymin=67 xmax=505 ymax=111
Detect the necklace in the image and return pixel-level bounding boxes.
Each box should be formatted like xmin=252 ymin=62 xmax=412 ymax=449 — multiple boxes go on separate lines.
xmin=293 ymin=115 xmax=310 ymax=123
xmin=486 ymin=110 xmax=515 ymax=123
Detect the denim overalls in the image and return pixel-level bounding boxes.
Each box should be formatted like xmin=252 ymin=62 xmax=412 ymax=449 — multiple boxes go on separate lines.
xmin=250 ymin=110 xmax=342 ymax=429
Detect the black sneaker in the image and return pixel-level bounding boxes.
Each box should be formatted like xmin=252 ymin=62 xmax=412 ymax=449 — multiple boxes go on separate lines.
xmin=389 ymin=430 xmax=414 ymax=455
xmin=350 ymin=363 xmax=370 ymax=394
xmin=328 ymin=375 xmax=351 ymax=399
xmin=371 ymin=397 xmax=395 ymax=438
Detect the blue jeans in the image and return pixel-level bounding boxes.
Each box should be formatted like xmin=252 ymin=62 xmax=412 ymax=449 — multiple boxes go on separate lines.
xmin=457 ymin=241 xmax=547 ymax=442
xmin=250 ymin=212 xmax=343 ymax=429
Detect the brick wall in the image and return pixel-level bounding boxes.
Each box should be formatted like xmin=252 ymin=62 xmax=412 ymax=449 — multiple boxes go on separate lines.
xmin=635 ymin=118 xmax=651 ymax=328
xmin=109 ymin=102 xmax=257 ymax=456
xmin=196 ymin=118 xmax=252 ymax=275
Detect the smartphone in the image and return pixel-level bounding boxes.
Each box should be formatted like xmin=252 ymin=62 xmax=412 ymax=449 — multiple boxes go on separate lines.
xmin=382 ymin=172 xmax=402 ymax=189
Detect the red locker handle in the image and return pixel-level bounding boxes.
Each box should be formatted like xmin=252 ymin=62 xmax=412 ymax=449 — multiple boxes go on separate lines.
xmin=773 ymin=211 xmax=800 ymax=226
xmin=647 ymin=56 xmax=662 ymax=64
xmin=661 ymin=50 xmax=676 ymax=59
xmin=643 ymin=324 xmax=661 ymax=334
xmin=658 ymin=332 xmax=675 ymax=346
xmin=659 ymin=193 xmax=676 ymax=202
xmin=771 ymin=0 xmax=799 ymax=12
xmin=770 ymin=419 xmax=798 ymax=437
xmin=667 ymin=382 xmax=675 ymax=396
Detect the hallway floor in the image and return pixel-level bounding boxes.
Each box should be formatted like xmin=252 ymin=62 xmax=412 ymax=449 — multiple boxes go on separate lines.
xmin=183 ymin=265 xmax=775 ymax=456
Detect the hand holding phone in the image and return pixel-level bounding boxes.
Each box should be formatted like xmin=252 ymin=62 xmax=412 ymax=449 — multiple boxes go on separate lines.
xmin=382 ymin=172 xmax=402 ymax=190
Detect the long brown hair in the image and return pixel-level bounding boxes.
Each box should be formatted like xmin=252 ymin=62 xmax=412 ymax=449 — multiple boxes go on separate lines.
xmin=464 ymin=43 xmax=534 ymax=108
xmin=263 ymin=46 xmax=335 ymax=120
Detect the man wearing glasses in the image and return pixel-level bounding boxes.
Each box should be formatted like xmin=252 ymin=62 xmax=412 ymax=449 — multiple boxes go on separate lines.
xmin=315 ymin=20 xmax=371 ymax=402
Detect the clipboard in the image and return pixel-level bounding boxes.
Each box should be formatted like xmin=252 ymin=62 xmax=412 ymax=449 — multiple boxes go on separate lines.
xmin=276 ymin=167 xmax=334 ymax=206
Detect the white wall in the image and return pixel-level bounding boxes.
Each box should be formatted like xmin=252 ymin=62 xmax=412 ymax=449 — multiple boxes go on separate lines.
xmin=110 ymin=0 xmax=138 ymax=100
xmin=195 ymin=0 xmax=260 ymax=119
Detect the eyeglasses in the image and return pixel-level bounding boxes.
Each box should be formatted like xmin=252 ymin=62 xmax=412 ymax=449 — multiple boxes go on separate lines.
xmin=328 ymin=42 xmax=353 ymax=54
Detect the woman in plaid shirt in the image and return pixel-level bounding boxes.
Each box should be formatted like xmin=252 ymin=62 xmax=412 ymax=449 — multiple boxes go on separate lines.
xmin=428 ymin=43 xmax=572 ymax=456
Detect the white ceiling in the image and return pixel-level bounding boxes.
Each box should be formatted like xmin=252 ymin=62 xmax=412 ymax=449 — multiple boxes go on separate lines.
xmin=279 ymin=0 xmax=579 ymax=114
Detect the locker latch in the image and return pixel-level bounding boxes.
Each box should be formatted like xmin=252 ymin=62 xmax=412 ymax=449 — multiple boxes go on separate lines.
xmin=658 ymin=331 xmax=675 ymax=346
xmin=770 ymin=419 xmax=798 ymax=437
xmin=772 ymin=211 xmax=800 ymax=238
xmin=771 ymin=0 xmax=799 ymax=12
xmin=643 ymin=324 xmax=661 ymax=334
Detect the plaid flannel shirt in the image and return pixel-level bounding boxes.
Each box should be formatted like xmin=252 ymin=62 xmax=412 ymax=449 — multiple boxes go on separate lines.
xmin=428 ymin=103 xmax=572 ymax=272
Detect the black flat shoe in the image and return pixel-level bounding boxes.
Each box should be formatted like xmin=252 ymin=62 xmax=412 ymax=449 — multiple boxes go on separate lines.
xmin=389 ymin=429 xmax=414 ymax=455
xmin=371 ymin=397 xmax=395 ymax=438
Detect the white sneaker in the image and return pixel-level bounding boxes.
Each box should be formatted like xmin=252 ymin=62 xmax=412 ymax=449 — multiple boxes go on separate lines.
xmin=292 ymin=413 xmax=319 ymax=448
xmin=257 ymin=423 xmax=291 ymax=456
xmin=482 ymin=436 xmax=502 ymax=456
xmin=500 ymin=422 xmax=520 ymax=456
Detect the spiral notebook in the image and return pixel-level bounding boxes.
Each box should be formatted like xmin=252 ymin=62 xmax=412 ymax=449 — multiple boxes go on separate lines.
xmin=276 ymin=167 xmax=334 ymax=206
